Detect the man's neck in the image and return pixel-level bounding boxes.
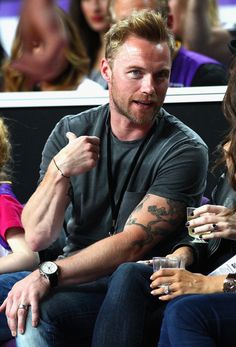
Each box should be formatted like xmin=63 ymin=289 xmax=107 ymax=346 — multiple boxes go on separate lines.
xmin=110 ymin=114 xmax=154 ymax=141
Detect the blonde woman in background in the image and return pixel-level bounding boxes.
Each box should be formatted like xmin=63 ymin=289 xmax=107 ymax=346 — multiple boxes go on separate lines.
xmin=3 ymin=6 xmax=104 ymax=92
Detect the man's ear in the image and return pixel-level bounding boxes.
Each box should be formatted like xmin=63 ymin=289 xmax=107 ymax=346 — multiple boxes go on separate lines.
xmin=101 ymin=58 xmax=112 ymax=82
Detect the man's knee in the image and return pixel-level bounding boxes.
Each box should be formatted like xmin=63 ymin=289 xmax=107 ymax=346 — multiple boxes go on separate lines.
xmin=112 ymin=262 xmax=152 ymax=281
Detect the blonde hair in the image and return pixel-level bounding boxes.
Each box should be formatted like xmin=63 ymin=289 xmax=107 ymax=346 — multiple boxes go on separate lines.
xmin=105 ymin=9 xmax=175 ymax=65
xmin=0 ymin=117 xmax=11 ymax=181
xmin=3 ymin=7 xmax=89 ymax=91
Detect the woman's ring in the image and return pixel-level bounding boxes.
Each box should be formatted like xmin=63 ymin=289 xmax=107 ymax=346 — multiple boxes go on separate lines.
xmin=212 ymin=224 xmax=219 ymax=231
xmin=163 ymin=284 xmax=170 ymax=295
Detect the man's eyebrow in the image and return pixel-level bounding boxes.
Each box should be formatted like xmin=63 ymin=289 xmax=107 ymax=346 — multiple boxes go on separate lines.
xmin=125 ymin=65 xmax=144 ymax=70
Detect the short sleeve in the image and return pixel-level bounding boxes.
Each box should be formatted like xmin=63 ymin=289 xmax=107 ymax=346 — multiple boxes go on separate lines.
xmin=0 ymin=195 xmax=23 ymax=242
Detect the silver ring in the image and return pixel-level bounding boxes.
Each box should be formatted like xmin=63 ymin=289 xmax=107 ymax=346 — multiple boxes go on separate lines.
xmin=18 ymin=304 xmax=29 ymax=310
xmin=163 ymin=284 xmax=170 ymax=295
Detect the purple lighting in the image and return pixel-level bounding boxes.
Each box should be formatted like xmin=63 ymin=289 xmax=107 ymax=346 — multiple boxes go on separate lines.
xmin=0 ymin=0 xmax=70 ymax=17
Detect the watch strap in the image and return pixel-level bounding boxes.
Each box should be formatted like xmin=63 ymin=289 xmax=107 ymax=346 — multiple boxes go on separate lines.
xmin=223 ymin=273 xmax=236 ymax=293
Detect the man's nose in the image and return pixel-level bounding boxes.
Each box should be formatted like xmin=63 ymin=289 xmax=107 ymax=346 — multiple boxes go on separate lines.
xmin=140 ymin=75 xmax=155 ymax=94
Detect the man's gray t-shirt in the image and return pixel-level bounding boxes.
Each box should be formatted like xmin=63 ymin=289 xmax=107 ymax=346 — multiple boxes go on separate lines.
xmin=39 ymin=103 xmax=208 ymax=257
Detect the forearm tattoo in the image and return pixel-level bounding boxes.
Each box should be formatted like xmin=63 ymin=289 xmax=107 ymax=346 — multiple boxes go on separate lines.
xmin=126 ymin=195 xmax=186 ymax=247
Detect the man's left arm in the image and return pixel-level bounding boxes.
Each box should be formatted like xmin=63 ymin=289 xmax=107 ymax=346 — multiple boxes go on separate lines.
xmin=1 ymin=194 xmax=186 ymax=336
xmin=57 ymin=194 xmax=186 ymax=285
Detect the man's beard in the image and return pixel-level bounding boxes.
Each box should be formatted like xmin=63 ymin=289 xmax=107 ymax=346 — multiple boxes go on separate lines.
xmin=111 ymin=89 xmax=159 ymax=126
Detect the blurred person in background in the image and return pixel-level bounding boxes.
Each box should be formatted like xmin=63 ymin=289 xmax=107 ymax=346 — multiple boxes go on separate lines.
xmin=2 ymin=6 xmax=104 ymax=93
xmin=69 ymin=0 xmax=111 ymax=88
xmin=168 ymin=0 xmax=232 ymax=68
xmin=10 ymin=0 xmax=69 ymax=85
xmin=110 ymin=0 xmax=228 ymax=87
xmin=0 ymin=41 xmax=6 ymax=91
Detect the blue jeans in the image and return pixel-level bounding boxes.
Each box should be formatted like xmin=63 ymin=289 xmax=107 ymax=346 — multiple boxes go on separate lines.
xmin=0 ymin=271 xmax=30 ymax=341
xmin=158 ymin=293 xmax=236 ymax=347
xmin=16 ymin=263 xmax=163 ymax=347
xmin=16 ymin=276 xmax=109 ymax=347
xmin=92 ymin=262 xmax=159 ymax=347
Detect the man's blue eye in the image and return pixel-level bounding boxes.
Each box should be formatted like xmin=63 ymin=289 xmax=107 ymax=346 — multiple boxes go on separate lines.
xmin=129 ymin=70 xmax=141 ymax=78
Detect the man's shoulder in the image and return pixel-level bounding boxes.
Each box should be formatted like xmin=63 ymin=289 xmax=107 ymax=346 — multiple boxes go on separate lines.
xmin=48 ymin=104 xmax=110 ymax=140
xmin=55 ymin=104 xmax=110 ymax=132
xmin=64 ymin=103 xmax=109 ymax=123
xmin=159 ymin=108 xmax=207 ymax=149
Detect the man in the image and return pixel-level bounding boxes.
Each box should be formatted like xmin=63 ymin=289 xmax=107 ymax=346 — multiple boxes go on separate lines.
xmin=169 ymin=0 xmax=232 ymax=68
xmin=110 ymin=0 xmax=228 ymax=87
xmin=1 ymin=10 xmax=208 ymax=346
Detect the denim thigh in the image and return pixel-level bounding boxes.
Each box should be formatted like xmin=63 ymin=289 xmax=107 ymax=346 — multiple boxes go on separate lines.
xmin=17 ymin=277 xmax=109 ymax=347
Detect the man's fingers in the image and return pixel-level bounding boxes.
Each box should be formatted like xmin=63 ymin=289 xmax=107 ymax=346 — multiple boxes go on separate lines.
xmin=17 ymin=305 xmax=29 ymax=335
xmin=30 ymin=297 xmax=40 ymax=328
xmin=6 ymin=301 xmax=18 ymax=337
xmin=0 ymin=298 xmax=7 ymax=313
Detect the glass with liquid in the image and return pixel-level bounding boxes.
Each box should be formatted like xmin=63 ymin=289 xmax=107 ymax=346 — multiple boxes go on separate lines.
xmin=186 ymin=207 xmax=207 ymax=243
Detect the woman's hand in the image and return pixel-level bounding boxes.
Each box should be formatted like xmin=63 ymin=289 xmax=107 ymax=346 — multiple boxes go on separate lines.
xmin=150 ymin=268 xmax=226 ymax=301
xmin=187 ymin=204 xmax=236 ymax=240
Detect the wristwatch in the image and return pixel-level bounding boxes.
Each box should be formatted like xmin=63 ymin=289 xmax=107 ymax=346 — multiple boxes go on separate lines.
xmin=39 ymin=261 xmax=59 ymax=288
xmin=223 ymin=273 xmax=236 ymax=293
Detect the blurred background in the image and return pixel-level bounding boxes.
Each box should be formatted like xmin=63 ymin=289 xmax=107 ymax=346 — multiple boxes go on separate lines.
xmin=0 ymin=0 xmax=235 ymax=57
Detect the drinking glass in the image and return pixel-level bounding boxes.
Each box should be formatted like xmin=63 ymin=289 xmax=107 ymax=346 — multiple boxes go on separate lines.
xmin=152 ymin=256 xmax=180 ymax=293
xmin=187 ymin=206 xmax=207 ymax=243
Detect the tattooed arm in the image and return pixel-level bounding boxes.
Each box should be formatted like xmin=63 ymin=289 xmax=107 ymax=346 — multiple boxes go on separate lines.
xmin=43 ymin=193 xmax=186 ymax=285
xmin=1 ymin=193 xmax=186 ymax=334
xmin=15 ymin=193 xmax=187 ymax=287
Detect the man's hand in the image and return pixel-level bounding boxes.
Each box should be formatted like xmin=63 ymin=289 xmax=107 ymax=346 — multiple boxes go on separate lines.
xmin=11 ymin=0 xmax=68 ymax=83
xmin=53 ymin=132 xmax=100 ymax=178
xmin=0 ymin=270 xmax=50 ymax=336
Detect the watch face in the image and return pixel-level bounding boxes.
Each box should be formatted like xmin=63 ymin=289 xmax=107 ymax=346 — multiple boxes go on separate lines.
xmin=40 ymin=261 xmax=57 ymax=275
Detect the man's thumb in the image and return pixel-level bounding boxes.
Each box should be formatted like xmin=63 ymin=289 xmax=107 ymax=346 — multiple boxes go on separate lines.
xmin=66 ymin=132 xmax=77 ymax=142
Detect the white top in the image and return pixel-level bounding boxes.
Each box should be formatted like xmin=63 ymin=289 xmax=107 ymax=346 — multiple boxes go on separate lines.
xmin=76 ymin=77 xmax=107 ymax=95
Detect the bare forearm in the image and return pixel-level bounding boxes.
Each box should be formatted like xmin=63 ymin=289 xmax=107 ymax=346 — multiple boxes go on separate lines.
xmin=22 ymin=161 xmax=71 ymax=251
xmin=56 ymin=228 xmax=156 ymax=286
xmin=0 ymin=252 xmax=39 ymax=274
